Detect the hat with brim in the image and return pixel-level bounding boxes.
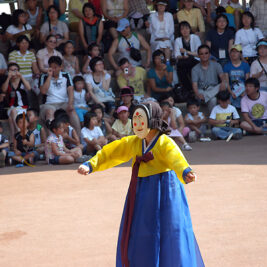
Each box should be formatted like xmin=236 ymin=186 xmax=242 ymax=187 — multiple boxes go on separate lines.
xmin=120 ymin=87 xmax=134 ymax=96
xmin=117 ymin=106 xmax=129 ymax=114
xmin=156 ymin=1 xmax=168 ymax=5
xmin=116 ymin=18 xmax=130 ymax=32
xmin=230 ymin=44 xmax=242 ymax=52
xmin=256 ymin=40 xmax=267 ymax=50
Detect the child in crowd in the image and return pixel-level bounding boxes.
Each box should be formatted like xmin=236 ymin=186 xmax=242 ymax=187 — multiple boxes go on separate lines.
xmin=240 ymin=78 xmax=267 ymax=134
xmin=160 ymin=95 xmax=190 ymax=138
xmin=12 ymin=113 xmax=35 ymax=166
xmin=0 ymin=122 xmax=9 ymax=167
xmin=81 ymin=112 xmax=108 ymax=155
xmin=27 ymin=108 xmax=46 ymax=159
xmin=1 ymin=63 xmax=31 ymax=142
xmin=62 ymin=40 xmax=80 ymax=78
xmin=45 ymin=118 xmax=81 ymax=165
xmin=184 ymin=99 xmax=208 ymax=142
xmin=112 ymin=106 xmax=133 ymax=139
xmin=54 ymin=109 xmax=83 ymax=155
xmin=25 ymin=0 xmax=43 ymax=39
xmin=118 ymin=86 xmax=137 ymax=119
xmin=91 ymin=104 xmax=117 ymax=142
xmin=209 ymin=90 xmax=242 ymax=140
xmin=73 ymin=75 xmax=90 ymax=126
xmin=82 ymin=42 xmax=101 ymax=74
xmin=160 ymin=101 xmax=192 ymax=151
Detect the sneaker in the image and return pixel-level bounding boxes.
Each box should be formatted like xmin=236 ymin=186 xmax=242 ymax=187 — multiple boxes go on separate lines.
xmin=232 ymin=132 xmax=242 ymax=140
xmin=182 ymin=143 xmax=192 ymax=151
xmin=188 ymin=131 xmax=197 ymax=143
xmin=0 ymin=151 xmax=5 ymax=168
xmin=200 ymin=137 xmax=211 ymax=142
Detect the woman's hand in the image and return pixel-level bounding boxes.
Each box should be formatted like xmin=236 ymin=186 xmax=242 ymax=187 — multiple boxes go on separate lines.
xmin=185 ymin=171 xmax=196 ymax=184
xmin=77 ymin=164 xmax=89 ymax=175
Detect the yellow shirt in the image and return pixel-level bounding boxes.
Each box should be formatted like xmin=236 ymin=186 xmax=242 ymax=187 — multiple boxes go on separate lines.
xmin=86 ymin=134 xmax=191 ymax=184
xmin=69 ymin=0 xmax=88 ymax=24
xmin=177 ymin=8 xmax=205 ymax=33
xmin=117 ymin=67 xmax=147 ymax=96
xmin=112 ymin=119 xmax=133 ymax=136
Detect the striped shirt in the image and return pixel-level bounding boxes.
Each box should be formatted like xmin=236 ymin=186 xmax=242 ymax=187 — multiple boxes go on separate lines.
xmin=8 ymin=50 xmax=36 ymax=78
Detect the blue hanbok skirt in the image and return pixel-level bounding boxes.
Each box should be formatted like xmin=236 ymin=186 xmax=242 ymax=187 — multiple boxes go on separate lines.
xmin=116 ymin=170 xmax=204 ymax=267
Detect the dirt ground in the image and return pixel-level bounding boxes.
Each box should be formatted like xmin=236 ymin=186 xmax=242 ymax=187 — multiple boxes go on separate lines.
xmin=1 ymin=136 xmax=267 ymax=267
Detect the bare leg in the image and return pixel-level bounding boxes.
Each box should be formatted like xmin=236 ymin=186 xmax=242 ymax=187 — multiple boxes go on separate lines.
xmin=8 ymin=109 xmax=18 ymax=141
xmin=240 ymin=121 xmax=263 ymax=134
xmin=58 ymin=155 xmax=75 ymax=164
xmin=110 ymin=27 xmax=118 ymax=39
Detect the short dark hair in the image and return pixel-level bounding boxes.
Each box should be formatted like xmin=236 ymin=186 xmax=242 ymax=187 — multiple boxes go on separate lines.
xmin=12 ymin=9 xmax=26 ymax=27
xmin=27 ymin=108 xmax=39 ymax=117
xmin=15 ymin=113 xmax=29 ymax=124
xmin=91 ymin=104 xmax=104 ymax=114
xmin=54 ymin=108 xmax=68 ymax=119
xmin=46 ymin=34 xmax=56 ymax=42
xmin=82 ymin=2 xmax=96 ymax=16
xmin=73 ymin=75 xmax=85 ymax=84
xmin=16 ymin=34 xmax=30 ymax=44
xmin=89 ymin=56 xmax=104 ymax=72
xmin=152 ymin=49 xmax=165 ymax=65
xmin=63 ymin=40 xmax=75 ymax=55
xmin=215 ymin=14 xmax=229 ymax=29
xmin=47 ymin=118 xmax=63 ymax=132
xmin=47 ymin=5 xmax=60 ymax=19
xmin=160 ymin=101 xmax=172 ymax=108
xmin=84 ymin=112 xmax=97 ymax=128
xmin=240 ymin=11 xmax=255 ymax=29
xmin=8 ymin=62 xmax=20 ymax=71
xmin=217 ymin=90 xmax=230 ymax=101
xmin=118 ymin=57 xmax=129 ymax=66
xmin=216 ymin=6 xmax=226 ymax=15
xmin=88 ymin=42 xmax=99 ymax=55
xmin=198 ymin=44 xmax=211 ymax=54
xmin=187 ymin=98 xmax=200 ymax=108
xmin=48 ymin=56 xmax=62 ymax=66
xmin=178 ymin=21 xmax=192 ymax=37
xmin=245 ymin=77 xmax=260 ymax=88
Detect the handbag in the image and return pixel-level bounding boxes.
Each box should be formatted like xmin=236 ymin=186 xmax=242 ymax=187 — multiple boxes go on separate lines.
xmin=123 ymin=36 xmax=142 ymax=62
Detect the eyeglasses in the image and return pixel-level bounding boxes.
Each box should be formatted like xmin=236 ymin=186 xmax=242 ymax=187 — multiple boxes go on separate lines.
xmin=199 ymin=52 xmax=209 ymax=55
xmin=9 ymin=68 xmax=18 ymax=71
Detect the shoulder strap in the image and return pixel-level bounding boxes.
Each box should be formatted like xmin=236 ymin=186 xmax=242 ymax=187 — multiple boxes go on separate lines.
xmin=122 ymin=35 xmax=131 ymax=48
xmin=257 ymin=58 xmax=267 ymax=76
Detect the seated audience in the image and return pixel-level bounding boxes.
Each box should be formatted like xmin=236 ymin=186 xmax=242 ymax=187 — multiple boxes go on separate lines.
xmin=235 ymin=11 xmax=264 ymax=65
xmin=117 ymin=86 xmax=136 ymax=119
xmin=101 ymin=0 xmax=129 ymax=40
xmin=192 ymin=44 xmax=227 ymax=112
xmin=5 ymin=9 xmax=33 ymax=48
xmin=36 ymin=34 xmax=63 ymax=74
xmin=147 ymin=49 xmax=173 ymax=101
xmin=160 ymin=101 xmax=193 ymax=151
xmin=147 ymin=0 xmax=174 ymax=62
xmin=39 ymin=56 xmax=81 ymax=136
xmin=73 ymin=75 xmax=90 ymax=126
xmin=82 ymin=42 xmax=101 ymax=74
xmin=43 ymin=0 xmax=67 ymax=22
xmin=40 ymin=5 xmax=69 ymax=48
xmin=184 ymin=99 xmax=208 ymax=142
xmin=250 ymin=38 xmax=267 ymax=92
xmin=8 ymin=35 xmax=40 ymax=82
xmin=27 ymin=108 xmax=46 ymax=159
xmin=81 ymin=112 xmax=108 ymax=154
xmin=1 ymin=63 xmax=31 ymax=142
xmin=45 ymin=118 xmax=80 ymax=165
xmin=85 ymin=56 xmax=115 ymax=115
xmin=209 ymin=90 xmax=242 ymax=140
xmin=112 ymin=105 xmax=133 ymax=138
xmin=78 ymin=3 xmax=104 ymax=51
xmin=11 ymin=113 xmax=35 ymax=166
xmin=62 ymin=40 xmax=80 ymax=78
xmin=117 ymin=57 xmax=147 ymax=102
xmin=240 ymin=77 xmax=267 ymax=134
xmin=108 ymin=18 xmax=151 ymax=71
xmin=174 ymin=21 xmax=201 ymax=95
xmin=224 ymin=44 xmax=250 ymax=109
xmin=206 ymin=14 xmax=234 ymax=66
xmin=0 ymin=122 xmax=9 ymax=167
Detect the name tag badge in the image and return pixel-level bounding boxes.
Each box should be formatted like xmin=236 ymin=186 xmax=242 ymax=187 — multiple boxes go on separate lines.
xmin=219 ymin=49 xmax=226 ymax=59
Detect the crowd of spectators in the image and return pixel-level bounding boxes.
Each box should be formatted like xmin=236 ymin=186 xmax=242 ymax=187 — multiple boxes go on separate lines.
xmin=0 ymin=0 xmax=267 ymax=168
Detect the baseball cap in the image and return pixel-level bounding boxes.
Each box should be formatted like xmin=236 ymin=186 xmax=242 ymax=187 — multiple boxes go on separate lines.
xmin=120 ymin=86 xmax=134 ymax=97
xmin=116 ymin=18 xmax=130 ymax=32
xmin=230 ymin=44 xmax=242 ymax=52
xmin=117 ymin=106 xmax=129 ymax=114
xmin=256 ymin=39 xmax=267 ymax=49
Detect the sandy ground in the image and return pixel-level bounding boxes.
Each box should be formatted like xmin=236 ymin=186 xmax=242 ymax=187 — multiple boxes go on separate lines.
xmin=0 ymin=136 xmax=267 ymax=267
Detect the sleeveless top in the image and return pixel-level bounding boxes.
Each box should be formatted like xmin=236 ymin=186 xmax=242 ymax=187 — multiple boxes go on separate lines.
xmin=82 ymin=18 xmax=100 ymax=45
xmin=7 ymin=81 xmax=28 ymax=108
xmin=27 ymin=7 xmax=39 ymax=27
xmin=74 ymin=89 xmax=87 ymax=108
xmin=32 ymin=123 xmax=42 ymax=146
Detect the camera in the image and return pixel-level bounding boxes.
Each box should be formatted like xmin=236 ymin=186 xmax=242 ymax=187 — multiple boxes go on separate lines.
xmin=124 ymin=68 xmax=129 ymax=74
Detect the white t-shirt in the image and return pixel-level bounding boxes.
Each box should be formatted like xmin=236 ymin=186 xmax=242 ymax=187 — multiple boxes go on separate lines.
xmin=173 ymin=106 xmax=182 ymax=119
xmin=250 ymin=59 xmax=267 ymax=89
xmin=81 ymin=126 xmax=103 ymax=146
xmin=235 ymin=28 xmax=264 ymax=57
xmin=210 ymin=104 xmax=240 ymax=126
xmin=6 ymin=24 xmax=32 ymax=47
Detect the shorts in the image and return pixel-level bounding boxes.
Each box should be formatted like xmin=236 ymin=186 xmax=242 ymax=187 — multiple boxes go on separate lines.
xmin=75 ymin=107 xmax=88 ymax=122
xmin=49 ymin=156 xmax=60 ymax=165
xmin=40 ymin=102 xmax=69 ymax=121
xmin=252 ymin=119 xmax=267 ymax=127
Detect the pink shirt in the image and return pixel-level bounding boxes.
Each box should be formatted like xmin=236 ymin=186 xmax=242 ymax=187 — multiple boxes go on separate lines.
xmin=241 ymin=91 xmax=267 ymax=120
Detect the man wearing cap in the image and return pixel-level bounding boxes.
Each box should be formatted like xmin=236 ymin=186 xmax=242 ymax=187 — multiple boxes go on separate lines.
xmin=223 ymin=44 xmax=250 ymax=108
xmin=250 ymin=39 xmax=267 ymax=91
xmin=108 ymin=18 xmax=151 ymax=71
